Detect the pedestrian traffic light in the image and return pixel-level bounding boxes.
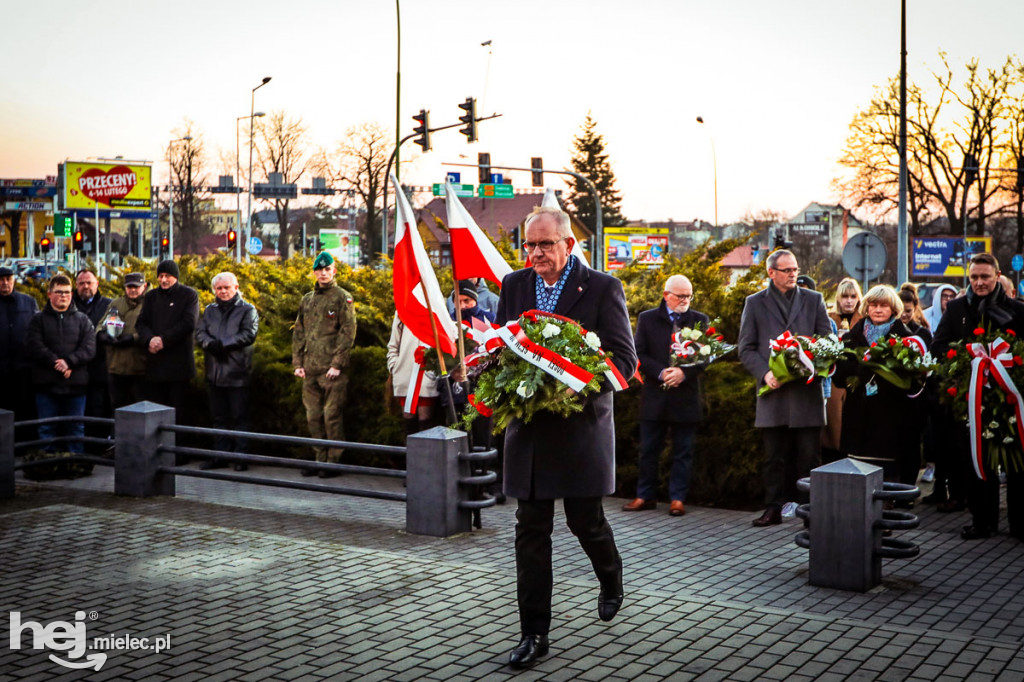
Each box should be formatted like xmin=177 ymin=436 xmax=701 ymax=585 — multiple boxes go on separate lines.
xmin=459 ymin=97 xmax=477 ymax=143
xmin=73 ymin=230 xmax=84 ymax=251
xmin=412 ymin=109 xmax=430 ymax=152
xmin=40 ymin=236 xmax=52 ymax=254
xmin=478 ymin=152 xmax=491 ymax=185
xmin=227 ymin=229 xmax=237 ymax=250
xmin=161 ymin=236 xmax=170 ymax=258
xmin=531 ymin=157 xmax=544 ymax=187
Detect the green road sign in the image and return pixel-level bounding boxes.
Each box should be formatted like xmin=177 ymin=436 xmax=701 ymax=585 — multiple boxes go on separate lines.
xmin=477 ymin=183 xmax=514 ymax=199
xmin=433 ymin=183 xmax=474 ymax=197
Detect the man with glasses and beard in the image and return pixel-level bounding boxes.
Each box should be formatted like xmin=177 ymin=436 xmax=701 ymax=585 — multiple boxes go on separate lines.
xmin=624 ymin=274 xmax=708 ymax=517
xmin=738 ymin=249 xmax=831 ymax=527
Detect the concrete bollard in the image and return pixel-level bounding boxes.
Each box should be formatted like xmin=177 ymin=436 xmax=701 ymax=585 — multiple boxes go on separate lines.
xmin=808 ymin=458 xmax=885 ymax=592
xmin=0 ymin=410 xmax=13 ymax=499
xmin=114 ymin=402 xmax=176 ymax=498
xmin=406 ymin=426 xmax=471 ymax=537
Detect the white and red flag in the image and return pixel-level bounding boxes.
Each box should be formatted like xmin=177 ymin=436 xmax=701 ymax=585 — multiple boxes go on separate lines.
xmin=533 ymin=188 xmax=590 ymax=268
xmin=391 ymin=173 xmax=458 ymax=356
xmin=446 ymin=183 xmax=513 ymax=287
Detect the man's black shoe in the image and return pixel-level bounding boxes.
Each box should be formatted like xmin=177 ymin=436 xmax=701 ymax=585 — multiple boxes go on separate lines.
xmin=318 ymin=470 xmax=341 ymax=479
xmin=200 ymin=461 xmax=226 ymax=470
xmin=508 ymin=634 xmax=549 ymax=669
xmin=300 ymin=468 xmax=317 ymax=477
xmin=961 ymin=524 xmax=993 ymax=540
xmin=752 ymin=507 xmax=782 ymax=527
xmin=233 ymin=463 xmax=248 ymax=472
xmin=598 ymin=589 xmax=624 ymax=622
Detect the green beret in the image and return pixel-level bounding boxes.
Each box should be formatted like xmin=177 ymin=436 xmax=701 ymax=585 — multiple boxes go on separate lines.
xmin=313 ymin=251 xmax=335 ymax=270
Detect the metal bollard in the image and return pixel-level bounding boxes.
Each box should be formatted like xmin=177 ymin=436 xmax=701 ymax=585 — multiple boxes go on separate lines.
xmin=0 ymin=410 xmax=13 ymax=499
xmin=114 ymin=402 xmax=176 ymax=498
xmin=794 ymin=458 xmax=920 ymax=592
xmin=405 ymin=426 xmax=472 ymax=537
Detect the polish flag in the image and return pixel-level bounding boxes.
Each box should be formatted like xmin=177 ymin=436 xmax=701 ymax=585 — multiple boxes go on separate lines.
xmin=391 ymin=173 xmax=457 ymax=355
xmin=529 ymin=188 xmax=590 ymax=268
xmin=446 ymin=183 xmax=513 ymax=287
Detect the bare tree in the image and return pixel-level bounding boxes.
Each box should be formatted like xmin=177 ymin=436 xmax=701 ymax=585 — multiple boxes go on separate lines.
xmin=323 ymin=122 xmax=393 ymax=262
xmin=254 ymin=111 xmax=309 ymax=259
xmin=168 ymin=120 xmax=212 ymax=254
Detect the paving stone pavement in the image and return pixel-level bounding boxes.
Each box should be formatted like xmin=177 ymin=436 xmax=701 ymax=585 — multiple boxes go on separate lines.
xmin=2 ymin=464 xmax=1024 ymax=681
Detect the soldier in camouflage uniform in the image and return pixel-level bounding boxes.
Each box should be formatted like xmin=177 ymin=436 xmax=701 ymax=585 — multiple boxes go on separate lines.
xmin=292 ymin=252 xmax=357 ymax=477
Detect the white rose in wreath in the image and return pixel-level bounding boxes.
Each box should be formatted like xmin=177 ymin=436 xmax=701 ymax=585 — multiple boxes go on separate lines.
xmin=699 ymin=344 xmax=712 ymax=356
xmin=541 ymin=323 xmax=560 ymax=339
xmin=516 ymin=381 xmax=535 ymax=399
xmin=584 ymin=331 xmax=601 ymax=351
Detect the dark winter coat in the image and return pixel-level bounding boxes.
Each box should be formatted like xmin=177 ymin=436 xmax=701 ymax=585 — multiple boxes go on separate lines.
xmin=195 ymin=294 xmax=259 ymax=387
xmin=496 ymin=262 xmax=637 ymax=500
xmin=99 ymin=294 xmax=147 ymax=376
xmin=135 ymin=282 xmax=200 ymax=382
xmin=25 ymin=304 xmax=96 ymax=394
xmin=738 ymin=284 xmax=833 ymax=428
xmin=73 ymin=292 xmax=111 ymax=384
xmin=0 ymin=291 xmax=39 ymax=374
xmin=635 ymin=302 xmax=708 ymax=424
xmin=932 ymin=288 xmax=1024 ymax=357
xmin=833 ymin=318 xmax=925 ymax=460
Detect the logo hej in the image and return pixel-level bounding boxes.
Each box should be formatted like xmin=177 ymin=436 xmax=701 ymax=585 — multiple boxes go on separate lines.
xmin=9 ymin=610 xmax=107 ymax=670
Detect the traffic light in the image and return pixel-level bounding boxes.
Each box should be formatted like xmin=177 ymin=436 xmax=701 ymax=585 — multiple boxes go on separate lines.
xmin=1017 ymin=155 xmax=1024 ymax=191
xmin=161 ymin=236 xmax=170 ymax=258
xmin=412 ymin=109 xmax=430 ymax=152
xmin=458 ymin=97 xmax=477 ymax=143
xmin=964 ymin=153 xmax=978 ymax=187
xmin=73 ymin=230 xmax=84 ymax=252
xmin=531 ymin=157 xmax=544 ymax=187
xmin=227 ymin=229 xmax=237 ymax=250
xmin=40 ymin=236 xmax=52 ymax=254
xmin=478 ymin=152 xmax=491 ymax=184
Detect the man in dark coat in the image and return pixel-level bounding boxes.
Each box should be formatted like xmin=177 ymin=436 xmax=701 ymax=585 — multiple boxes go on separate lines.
xmin=196 ymin=271 xmax=259 ymax=470
xmin=135 ymin=260 xmax=199 ymax=420
xmin=0 ymin=265 xmax=39 ymax=420
xmin=73 ymin=269 xmax=112 ymax=452
xmin=624 ymin=274 xmax=708 ymax=517
xmin=25 ymin=274 xmax=96 ymax=457
xmin=932 ymin=253 xmax=1024 ymax=540
xmin=738 ymin=249 xmax=832 ymax=527
xmin=496 ymin=207 xmax=637 ymax=670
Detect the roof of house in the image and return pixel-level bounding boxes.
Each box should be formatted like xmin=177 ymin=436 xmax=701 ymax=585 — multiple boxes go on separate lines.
xmin=720 ymin=244 xmax=757 ymax=268
xmin=415 ymin=194 xmax=594 ymax=245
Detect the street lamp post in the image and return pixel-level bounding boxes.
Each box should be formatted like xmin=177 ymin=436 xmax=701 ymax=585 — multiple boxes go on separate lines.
xmin=237 ymin=111 xmax=265 ymax=261
xmin=246 ymin=76 xmax=272 ymax=262
xmin=167 ymin=135 xmax=192 ymax=260
xmin=696 ymin=116 xmax=718 ymax=228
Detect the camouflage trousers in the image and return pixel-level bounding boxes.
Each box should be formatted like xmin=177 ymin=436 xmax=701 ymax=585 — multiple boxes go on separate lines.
xmin=302 ymin=372 xmax=348 ymax=463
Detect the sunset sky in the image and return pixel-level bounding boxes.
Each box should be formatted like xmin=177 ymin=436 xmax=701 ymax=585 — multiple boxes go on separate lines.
xmin=1 ymin=0 xmax=1021 ymax=225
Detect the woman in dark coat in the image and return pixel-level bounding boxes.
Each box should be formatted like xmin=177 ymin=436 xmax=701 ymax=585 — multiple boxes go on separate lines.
xmin=834 ymin=285 xmax=927 ymax=487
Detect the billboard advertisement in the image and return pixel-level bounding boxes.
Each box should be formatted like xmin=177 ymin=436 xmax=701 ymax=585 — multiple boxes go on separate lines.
xmin=62 ymin=162 xmax=152 ymax=213
xmin=319 ymin=229 xmax=361 ymax=268
xmin=912 ymin=236 xmax=992 ymax=277
xmin=605 ymin=227 xmax=669 ymax=270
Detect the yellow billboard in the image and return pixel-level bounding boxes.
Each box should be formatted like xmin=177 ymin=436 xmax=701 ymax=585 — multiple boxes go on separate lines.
xmin=63 ymin=162 xmax=152 ymax=212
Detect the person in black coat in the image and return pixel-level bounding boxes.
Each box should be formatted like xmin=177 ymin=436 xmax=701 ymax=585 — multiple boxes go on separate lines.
xmin=497 ymin=207 xmax=637 ymax=670
xmin=135 ymin=260 xmax=199 ymax=420
xmin=72 ymin=269 xmax=112 ymax=452
xmin=624 ymin=274 xmax=708 ymax=517
xmin=932 ymin=253 xmax=1024 ymax=541
xmin=0 ymin=265 xmax=39 ymax=420
xmin=25 ymin=275 xmax=96 ymax=455
xmin=833 ymin=285 xmax=926 ymax=487
xmin=195 ymin=272 xmax=259 ymax=469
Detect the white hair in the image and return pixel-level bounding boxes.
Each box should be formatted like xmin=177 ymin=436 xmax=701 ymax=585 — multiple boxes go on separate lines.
xmin=524 ymin=206 xmax=572 ymax=239
xmin=211 ymin=271 xmax=238 ymax=289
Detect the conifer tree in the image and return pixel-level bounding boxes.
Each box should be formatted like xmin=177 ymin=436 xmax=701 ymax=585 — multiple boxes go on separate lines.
xmin=564 ymin=113 xmax=626 ymax=234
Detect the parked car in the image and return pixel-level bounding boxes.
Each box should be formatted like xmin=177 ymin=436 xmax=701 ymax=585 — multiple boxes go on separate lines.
xmin=19 ymin=263 xmax=64 ymax=284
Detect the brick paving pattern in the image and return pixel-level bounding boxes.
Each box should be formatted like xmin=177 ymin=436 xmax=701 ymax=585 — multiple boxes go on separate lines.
xmin=2 ymin=465 xmax=1023 ymax=680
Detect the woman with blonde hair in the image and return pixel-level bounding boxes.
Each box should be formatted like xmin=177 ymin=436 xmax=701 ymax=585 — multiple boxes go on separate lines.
xmin=823 ymin=277 xmax=863 ymax=461
xmin=829 ymin=278 xmax=863 ymax=335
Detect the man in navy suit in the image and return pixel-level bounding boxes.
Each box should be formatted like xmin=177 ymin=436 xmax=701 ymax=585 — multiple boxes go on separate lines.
xmin=624 ymin=275 xmax=708 ymax=517
xmin=497 ymin=207 xmax=637 ymax=670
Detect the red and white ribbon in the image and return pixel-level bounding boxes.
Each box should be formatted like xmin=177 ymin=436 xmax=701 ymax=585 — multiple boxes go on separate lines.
xmin=496 ymin=323 xmax=595 ymax=393
xmin=403 ymin=345 xmax=429 ymax=414
xmin=770 ymin=331 xmax=816 ymax=383
xmin=966 ymin=337 xmax=1024 ymax=480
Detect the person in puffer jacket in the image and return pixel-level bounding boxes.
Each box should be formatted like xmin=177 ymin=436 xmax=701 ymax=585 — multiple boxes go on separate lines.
xmin=195 ymin=271 xmax=259 ymax=470
xmin=25 ymin=274 xmax=96 ymax=456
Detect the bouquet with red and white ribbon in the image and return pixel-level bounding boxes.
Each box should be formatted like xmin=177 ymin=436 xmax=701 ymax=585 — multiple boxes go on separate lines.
xmin=939 ymin=326 xmax=1024 ymax=479
xmin=758 ymin=331 xmax=844 ymax=397
xmin=850 ymin=334 xmax=935 ymax=393
xmin=669 ymin=319 xmax=736 ymax=369
xmin=463 ymin=310 xmax=629 ymax=431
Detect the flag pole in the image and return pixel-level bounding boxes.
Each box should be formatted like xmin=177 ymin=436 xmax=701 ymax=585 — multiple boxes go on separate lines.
xmin=418 ymin=280 xmax=459 ymax=426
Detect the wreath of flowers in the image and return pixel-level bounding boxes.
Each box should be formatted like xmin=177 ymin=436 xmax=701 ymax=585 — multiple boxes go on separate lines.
xmin=669 ymin=318 xmax=737 ymax=368
xmin=937 ymin=325 xmax=1024 ymax=476
xmin=848 ymin=334 xmax=935 ymax=392
xmin=758 ymin=332 xmax=844 ymax=397
xmin=464 ymin=310 xmax=613 ymax=432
